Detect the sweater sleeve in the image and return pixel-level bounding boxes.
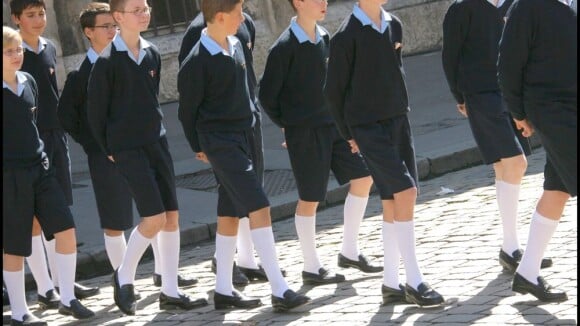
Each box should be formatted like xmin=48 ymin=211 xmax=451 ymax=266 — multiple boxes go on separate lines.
xmin=258 ymin=44 xmax=289 ymax=128
xmin=87 ymin=56 xmax=112 ymax=155
xmin=324 ymin=34 xmax=353 ymax=140
xmin=178 ymin=25 xmax=203 ymax=66
xmin=498 ymin=2 xmax=533 ymax=121
xmin=177 ymin=54 xmax=204 ymax=153
xmin=442 ymin=3 xmax=469 ymax=104
xmin=57 ymin=70 xmax=82 ymax=143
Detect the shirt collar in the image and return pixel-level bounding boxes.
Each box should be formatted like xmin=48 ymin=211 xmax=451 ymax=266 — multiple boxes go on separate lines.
xmin=87 ymin=47 xmax=100 ymax=64
xmin=352 ymin=3 xmax=391 ymax=34
xmin=22 ymin=36 xmax=47 ymax=53
xmin=486 ymin=0 xmax=506 ymax=7
xmin=3 ymin=71 xmax=29 ymax=96
xmin=289 ymin=17 xmax=327 ymax=44
xmin=200 ymin=28 xmax=239 ymax=57
xmin=113 ymin=34 xmax=152 ymax=64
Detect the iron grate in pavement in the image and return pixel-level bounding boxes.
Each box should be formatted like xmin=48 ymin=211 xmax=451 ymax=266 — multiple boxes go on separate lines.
xmin=175 ymin=169 xmax=300 ymax=197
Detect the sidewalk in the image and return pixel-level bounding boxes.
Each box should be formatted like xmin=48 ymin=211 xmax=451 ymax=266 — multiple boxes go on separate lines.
xmin=5 ymin=148 xmax=577 ymax=325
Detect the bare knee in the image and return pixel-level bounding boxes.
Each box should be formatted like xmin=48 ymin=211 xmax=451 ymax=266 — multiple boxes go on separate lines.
xmin=349 ymin=176 xmax=373 ymax=197
xmin=139 ymin=213 xmax=167 ymax=238
xmin=104 ymin=229 xmax=124 ymax=237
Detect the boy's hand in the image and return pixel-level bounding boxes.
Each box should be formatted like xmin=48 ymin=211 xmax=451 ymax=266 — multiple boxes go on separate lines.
xmin=394 ymin=42 xmax=402 ymax=50
xmin=108 ymin=155 xmax=115 ymax=162
xmin=514 ymin=118 xmax=534 ymax=137
xmin=457 ymin=103 xmax=468 ymax=117
xmin=195 ymin=152 xmax=209 ymax=163
xmin=348 ymin=139 xmax=360 ymax=154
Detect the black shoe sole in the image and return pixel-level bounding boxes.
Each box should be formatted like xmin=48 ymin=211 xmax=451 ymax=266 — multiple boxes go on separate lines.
xmin=512 ymin=285 xmax=568 ymax=303
xmin=337 ymin=261 xmax=383 ymax=273
xmin=159 ymin=301 xmax=208 ymax=310
xmin=58 ymin=308 xmax=95 ymax=320
xmin=214 ymin=301 xmax=262 ymax=310
xmin=404 ymin=294 xmax=444 ymax=307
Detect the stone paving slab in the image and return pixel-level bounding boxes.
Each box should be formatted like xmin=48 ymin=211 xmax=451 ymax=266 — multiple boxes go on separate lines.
xmin=3 ymin=148 xmax=577 ymax=325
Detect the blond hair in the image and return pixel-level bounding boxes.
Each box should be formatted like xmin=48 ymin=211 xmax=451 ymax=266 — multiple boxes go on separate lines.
xmin=3 ymin=26 xmax=22 ymax=48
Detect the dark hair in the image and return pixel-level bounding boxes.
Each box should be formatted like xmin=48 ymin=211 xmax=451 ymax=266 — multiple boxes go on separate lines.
xmin=9 ymin=0 xmax=46 ymax=17
xmin=201 ymin=0 xmax=242 ymax=23
xmin=79 ymin=2 xmax=111 ymax=30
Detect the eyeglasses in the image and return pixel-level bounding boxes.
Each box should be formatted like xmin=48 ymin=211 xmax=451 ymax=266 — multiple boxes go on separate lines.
xmin=119 ymin=6 xmax=152 ymax=16
xmin=93 ymin=24 xmax=119 ymax=31
xmin=3 ymin=47 xmax=24 ymax=57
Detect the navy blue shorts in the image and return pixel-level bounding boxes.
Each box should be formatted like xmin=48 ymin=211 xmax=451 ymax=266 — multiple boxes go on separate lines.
xmin=464 ymin=91 xmax=531 ymax=164
xmin=351 ymin=115 xmax=418 ymax=200
xmin=113 ymin=137 xmax=179 ymax=217
xmin=199 ymin=129 xmax=270 ymax=218
xmin=88 ymin=152 xmax=134 ymax=231
xmin=527 ymin=102 xmax=577 ymax=197
xmin=3 ymin=160 xmax=75 ymax=256
xmin=285 ymin=125 xmax=370 ymax=202
xmin=40 ymin=129 xmax=73 ymax=205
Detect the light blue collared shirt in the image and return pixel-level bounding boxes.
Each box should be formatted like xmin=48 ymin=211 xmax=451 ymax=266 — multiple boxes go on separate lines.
xmin=200 ymin=28 xmax=239 ymax=57
xmin=22 ymin=36 xmax=47 ymax=54
xmin=486 ymin=0 xmax=506 ymax=7
xmin=289 ymin=17 xmax=327 ymax=44
xmin=3 ymin=71 xmax=29 ymax=96
xmin=113 ymin=34 xmax=152 ymax=65
xmin=352 ymin=4 xmax=391 ymax=34
xmin=87 ymin=47 xmax=100 ymax=64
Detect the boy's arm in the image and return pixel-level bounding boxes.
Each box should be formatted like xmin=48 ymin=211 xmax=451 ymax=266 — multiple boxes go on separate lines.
xmin=258 ymin=45 xmax=289 ymax=128
xmin=57 ymin=70 xmax=82 ymax=143
xmin=86 ymin=57 xmax=112 ymax=155
xmin=177 ymin=55 xmax=204 ymax=153
xmin=324 ymin=35 xmax=353 ymax=140
xmin=178 ymin=24 xmax=204 ymax=66
xmin=441 ymin=3 xmax=468 ymax=105
xmin=498 ymin=2 xmax=533 ymax=121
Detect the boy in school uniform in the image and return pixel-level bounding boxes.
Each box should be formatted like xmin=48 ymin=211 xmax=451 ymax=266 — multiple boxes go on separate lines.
xmin=442 ymin=0 xmax=553 ymax=273
xmin=498 ymin=0 xmax=576 ymax=302
xmin=178 ymin=0 xmax=310 ymax=312
xmin=10 ymin=0 xmax=99 ymax=309
xmin=3 ymin=26 xmax=95 ymax=325
xmin=86 ymin=0 xmax=208 ymax=315
xmin=324 ymin=0 xmax=445 ymax=306
xmin=259 ymin=0 xmax=378 ymax=286
xmin=58 ymin=2 xmax=196 ymax=294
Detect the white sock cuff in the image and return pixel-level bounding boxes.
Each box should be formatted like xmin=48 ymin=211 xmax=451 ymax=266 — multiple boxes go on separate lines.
xmin=532 ymin=211 xmax=559 ymax=226
xmin=104 ymin=233 xmax=125 ymax=242
xmin=347 ymin=192 xmax=369 ymax=200
xmin=216 ymin=233 xmax=237 ymax=243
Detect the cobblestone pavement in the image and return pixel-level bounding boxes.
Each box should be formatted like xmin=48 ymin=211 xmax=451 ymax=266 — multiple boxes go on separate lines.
xmin=4 ymin=148 xmax=577 ymax=325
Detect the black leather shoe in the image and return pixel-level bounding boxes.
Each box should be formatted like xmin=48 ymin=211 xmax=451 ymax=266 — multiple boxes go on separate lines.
xmin=10 ymin=313 xmax=47 ymax=326
xmin=55 ymin=283 xmax=100 ymax=300
xmin=211 ymin=258 xmax=250 ymax=287
xmin=152 ymin=273 xmax=199 ymax=288
xmin=159 ymin=292 xmax=208 ymax=310
xmin=302 ymin=267 xmax=346 ymax=285
xmin=404 ymin=282 xmax=444 ymax=307
xmin=214 ymin=290 xmax=262 ymax=309
xmin=37 ymin=289 xmax=60 ymax=310
xmin=499 ymin=249 xmax=553 ymax=273
xmin=381 ymin=284 xmax=407 ymax=305
xmin=58 ymin=299 xmax=95 ymax=319
xmin=3 ymin=286 xmax=9 ymax=306
xmin=112 ymin=270 xmax=136 ymax=315
xmin=239 ymin=264 xmax=288 ymax=281
xmin=338 ymin=253 xmax=383 ymax=273
xmin=512 ymin=273 xmax=568 ymax=302
xmin=134 ymin=288 xmax=141 ymax=300
xmin=271 ymin=289 xmax=310 ymax=312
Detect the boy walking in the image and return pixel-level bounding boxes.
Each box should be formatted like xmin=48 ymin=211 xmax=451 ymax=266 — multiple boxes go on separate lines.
xmin=442 ymin=0 xmax=553 ymax=272
xmin=325 ymin=0 xmax=444 ymax=306
xmin=178 ymin=0 xmax=310 ymax=312
xmin=498 ymin=0 xmax=576 ymax=302
xmin=259 ymin=0 xmax=378 ymax=286
xmin=87 ymin=0 xmax=208 ymax=315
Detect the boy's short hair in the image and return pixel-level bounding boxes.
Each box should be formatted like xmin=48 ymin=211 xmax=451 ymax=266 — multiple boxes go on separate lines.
xmin=79 ymin=2 xmax=111 ymax=30
xmin=9 ymin=0 xmax=46 ymax=17
xmin=3 ymin=25 xmax=23 ymax=47
xmin=201 ymin=0 xmax=242 ymax=23
xmin=109 ymin=0 xmax=130 ymax=13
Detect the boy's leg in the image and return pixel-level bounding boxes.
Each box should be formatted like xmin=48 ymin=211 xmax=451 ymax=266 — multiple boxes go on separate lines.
xmin=236 ymin=217 xmax=259 ymax=270
xmin=341 ymin=177 xmax=373 ymax=261
xmin=380 ymin=199 xmax=407 ymax=305
xmin=4 ymin=254 xmax=42 ymax=323
xmin=103 ymin=229 xmax=126 ymax=271
xmin=26 ymin=218 xmax=58 ymax=308
xmin=215 ymin=217 xmax=239 ymax=296
xmin=295 ymin=200 xmax=322 ymax=274
xmin=158 ymin=211 xmax=180 ymax=298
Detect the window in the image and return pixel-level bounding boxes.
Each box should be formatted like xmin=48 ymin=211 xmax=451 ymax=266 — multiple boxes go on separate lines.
xmin=146 ymin=0 xmax=200 ymax=36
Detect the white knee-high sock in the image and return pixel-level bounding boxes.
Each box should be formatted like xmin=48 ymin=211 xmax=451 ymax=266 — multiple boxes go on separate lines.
xmin=158 ymin=230 xmax=180 ymax=297
xmin=251 ymin=227 xmax=289 ymax=297
xmin=295 ymin=214 xmax=322 ymax=274
xmin=118 ymin=227 xmax=152 ymax=286
xmin=394 ymin=220 xmax=424 ymax=290
xmin=55 ymin=253 xmax=76 ymax=305
xmin=25 ymin=235 xmax=54 ymax=295
xmin=382 ymin=222 xmax=400 ymax=288
xmin=150 ymin=234 xmax=162 ymax=275
xmin=41 ymin=234 xmax=58 ymax=287
xmin=236 ymin=217 xmax=259 ymax=269
xmin=516 ymin=211 xmax=559 ymax=284
xmin=341 ymin=193 xmax=369 ymax=260
xmin=3 ymin=270 xmax=30 ymax=322
xmin=104 ymin=233 xmax=127 ymax=270
xmin=215 ymin=234 xmax=237 ymax=295
xmin=496 ymin=180 xmax=521 ymax=254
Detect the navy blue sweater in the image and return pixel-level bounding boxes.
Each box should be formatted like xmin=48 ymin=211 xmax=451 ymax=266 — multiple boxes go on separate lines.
xmin=442 ymin=0 xmax=514 ymax=104
xmin=87 ymin=42 xmax=165 ymax=154
xmin=21 ymin=39 xmax=60 ymax=132
xmin=498 ymin=0 xmax=577 ymax=120
xmin=259 ymin=25 xmax=333 ymax=128
xmin=3 ymin=72 xmax=45 ymax=168
xmin=324 ymin=13 xmax=409 ymax=140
